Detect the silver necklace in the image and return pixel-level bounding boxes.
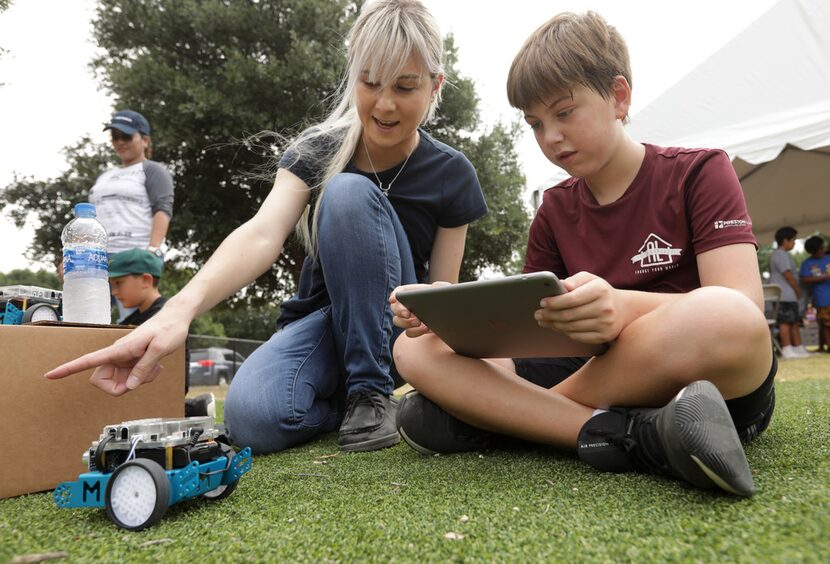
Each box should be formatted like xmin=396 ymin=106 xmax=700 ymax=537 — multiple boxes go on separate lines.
xmin=362 ymin=139 xmax=413 ymax=197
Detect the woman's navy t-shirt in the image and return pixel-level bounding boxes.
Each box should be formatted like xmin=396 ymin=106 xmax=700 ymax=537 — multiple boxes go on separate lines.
xmin=276 ymin=129 xmax=487 ymax=327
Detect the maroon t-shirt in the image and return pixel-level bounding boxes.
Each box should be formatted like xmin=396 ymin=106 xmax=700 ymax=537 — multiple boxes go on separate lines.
xmin=524 ymin=144 xmax=757 ymax=293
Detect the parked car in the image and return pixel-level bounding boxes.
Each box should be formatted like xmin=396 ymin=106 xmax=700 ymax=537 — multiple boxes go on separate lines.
xmin=188 ymin=347 xmax=246 ymax=386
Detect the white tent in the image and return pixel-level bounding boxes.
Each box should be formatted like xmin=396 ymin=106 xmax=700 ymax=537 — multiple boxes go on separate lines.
xmin=625 ymin=0 xmax=830 ymax=244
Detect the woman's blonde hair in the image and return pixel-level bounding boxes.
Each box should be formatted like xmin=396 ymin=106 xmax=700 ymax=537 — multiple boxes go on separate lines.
xmin=290 ymin=0 xmax=445 ymax=255
xmin=507 ymin=11 xmax=631 ymax=112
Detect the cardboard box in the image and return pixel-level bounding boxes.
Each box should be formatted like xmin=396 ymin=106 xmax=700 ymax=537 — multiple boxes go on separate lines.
xmin=0 ymin=324 xmax=184 ymax=499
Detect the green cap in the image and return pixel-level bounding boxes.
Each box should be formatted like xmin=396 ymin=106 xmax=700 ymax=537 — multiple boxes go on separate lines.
xmin=108 ymin=248 xmax=163 ymax=278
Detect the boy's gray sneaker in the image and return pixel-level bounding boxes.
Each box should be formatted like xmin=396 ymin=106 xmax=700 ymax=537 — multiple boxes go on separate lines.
xmin=337 ymin=390 xmax=400 ymax=453
xmin=396 ymin=391 xmax=501 ymax=455
xmin=577 ymin=380 xmax=755 ymax=497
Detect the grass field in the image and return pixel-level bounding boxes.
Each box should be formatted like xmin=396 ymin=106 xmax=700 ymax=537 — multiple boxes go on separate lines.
xmin=2 ymin=356 xmax=828 ymax=562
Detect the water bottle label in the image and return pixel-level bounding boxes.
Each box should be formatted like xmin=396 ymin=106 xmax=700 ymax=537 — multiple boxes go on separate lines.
xmin=64 ymin=247 xmax=108 ymax=275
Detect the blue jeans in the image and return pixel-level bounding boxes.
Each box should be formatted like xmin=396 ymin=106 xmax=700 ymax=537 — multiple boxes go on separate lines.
xmin=224 ymin=173 xmax=417 ymax=453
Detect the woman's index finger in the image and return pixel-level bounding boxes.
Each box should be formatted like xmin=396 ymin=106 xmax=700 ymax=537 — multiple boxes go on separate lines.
xmin=44 ymin=344 xmax=123 ymax=379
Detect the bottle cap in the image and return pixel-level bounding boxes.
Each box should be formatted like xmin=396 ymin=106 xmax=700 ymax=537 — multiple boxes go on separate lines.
xmin=74 ymin=203 xmax=97 ymax=218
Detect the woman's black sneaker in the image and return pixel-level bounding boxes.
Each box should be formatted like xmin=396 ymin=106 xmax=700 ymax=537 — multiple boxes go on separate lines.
xmin=337 ymin=390 xmax=400 ymax=453
xmin=577 ymin=380 xmax=755 ymax=497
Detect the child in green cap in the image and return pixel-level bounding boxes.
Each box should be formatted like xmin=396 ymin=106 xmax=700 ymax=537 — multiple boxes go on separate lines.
xmin=108 ymin=248 xmax=166 ymax=325
xmin=108 ymin=248 xmax=213 ymax=417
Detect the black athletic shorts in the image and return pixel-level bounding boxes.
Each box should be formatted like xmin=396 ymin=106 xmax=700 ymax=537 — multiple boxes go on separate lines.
xmin=513 ymin=353 xmax=777 ymax=444
xmin=777 ymin=301 xmax=801 ymax=324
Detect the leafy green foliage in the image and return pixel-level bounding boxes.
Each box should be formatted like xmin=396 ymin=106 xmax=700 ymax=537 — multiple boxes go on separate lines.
xmin=451 ymin=124 xmax=530 ymax=281
xmin=428 ymin=37 xmax=530 ymax=281
xmin=214 ymin=303 xmax=281 ymax=341
xmin=161 ymin=260 xmax=279 ymax=339
xmin=0 ymin=0 xmax=11 ymax=64
xmin=89 ymin=0 xmax=358 ymax=301
xmin=429 ymin=37 xmax=479 ymax=137
xmin=757 ymin=244 xmax=773 ymax=277
xmin=2 ymin=139 xmax=116 ymax=266
xmin=0 ymin=268 xmax=60 ymax=289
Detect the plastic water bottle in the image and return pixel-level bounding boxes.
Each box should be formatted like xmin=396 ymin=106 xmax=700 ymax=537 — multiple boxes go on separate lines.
xmin=61 ymin=203 xmax=111 ymax=324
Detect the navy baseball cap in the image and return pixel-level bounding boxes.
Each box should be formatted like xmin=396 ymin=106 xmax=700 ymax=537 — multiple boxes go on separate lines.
xmin=104 ymin=110 xmax=151 ymax=136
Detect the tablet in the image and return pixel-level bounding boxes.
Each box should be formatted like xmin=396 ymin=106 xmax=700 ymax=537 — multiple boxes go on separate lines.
xmin=395 ymin=272 xmax=607 ymax=359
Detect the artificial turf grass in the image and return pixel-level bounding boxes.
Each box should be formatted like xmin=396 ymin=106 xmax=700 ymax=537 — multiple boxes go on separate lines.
xmin=2 ymin=378 xmax=828 ymax=563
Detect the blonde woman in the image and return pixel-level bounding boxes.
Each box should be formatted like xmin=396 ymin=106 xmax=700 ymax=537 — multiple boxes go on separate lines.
xmin=48 ymin=0 xmax=487 ymax=455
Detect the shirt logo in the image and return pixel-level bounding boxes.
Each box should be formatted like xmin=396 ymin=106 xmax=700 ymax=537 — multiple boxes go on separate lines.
xmin=631 ymin=233 xmax=682 ymax=268
xmin=714 ymin=219 xmax=748 ymax=229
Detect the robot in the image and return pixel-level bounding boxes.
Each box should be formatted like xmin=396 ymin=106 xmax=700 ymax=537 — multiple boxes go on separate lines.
xmin=53 ymin=417 xmax=252 ymax=531
xmin=0 ymin=285 xmax=62 ymax=324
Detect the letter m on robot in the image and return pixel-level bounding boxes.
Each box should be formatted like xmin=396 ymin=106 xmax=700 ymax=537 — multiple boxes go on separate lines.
xmin=82 ymin=480 xmax=102 ymax=504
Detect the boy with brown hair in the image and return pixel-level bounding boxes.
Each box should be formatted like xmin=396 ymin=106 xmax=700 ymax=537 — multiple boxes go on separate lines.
xmin=390 ymin=11 xmax=775 ymax=497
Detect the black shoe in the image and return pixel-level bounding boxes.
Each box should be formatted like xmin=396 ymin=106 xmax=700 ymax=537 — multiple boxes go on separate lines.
xmin=577 ymin=380 xmax=754 ymax=497
xmin=185 ymin=393 xmax=216 ymax=418
xmin=337 ymin=390 xmax=400 ymax=453
xmin=396 ymin=391 xmax=502 ymax=455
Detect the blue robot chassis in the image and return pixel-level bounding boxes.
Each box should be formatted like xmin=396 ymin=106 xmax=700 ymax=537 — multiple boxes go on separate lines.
xmin=53 ymin=417 xmax=252 ymax=531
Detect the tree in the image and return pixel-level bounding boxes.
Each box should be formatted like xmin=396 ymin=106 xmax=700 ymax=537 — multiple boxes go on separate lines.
xmin=2 ymin=139 xmax=115 ymax=267
xmin=215 ymin=304 xmax=281 ymax=341
xmin=427 ymin=38 xmax=530 ymax=280
xmin=453 ymin=124 xmax=530 ymax=280
xmin=2 ymin=0 xmax=356 ymax=303
xmin=0 ymin=0 xmax=14 ymax=86
xmin=90 ymin=0 xmax=359 ymax=302
xmin=0 ymin=268 xmax=61 ymax=289
xmin=2 ymin=0 xmax=529 ymax=316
